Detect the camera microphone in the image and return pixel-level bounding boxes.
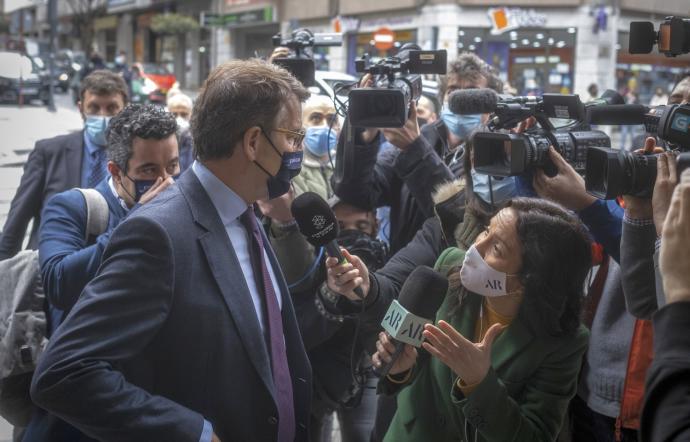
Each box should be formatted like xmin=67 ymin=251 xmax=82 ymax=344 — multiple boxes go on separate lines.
xmin=291 ymin=191 xmax=365 ymax=299
xmin=447 ymin=88 xmax=499 ymax=114
xmin=375 ymin=265 xmax=448 ymax=378
xmin=587 ymin=104 xmax=648 ymax=125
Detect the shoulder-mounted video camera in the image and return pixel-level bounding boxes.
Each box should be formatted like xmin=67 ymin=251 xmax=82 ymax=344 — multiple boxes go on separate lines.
xmin=585 ymin=102 xmax=690 ymax=199
xmin=456 ymin=89 xmax=613 ymax=177
xmin=271 ymin=28 xmax=342 ymax=87
xmin=347 ymin=44 xmax=447 ymax=128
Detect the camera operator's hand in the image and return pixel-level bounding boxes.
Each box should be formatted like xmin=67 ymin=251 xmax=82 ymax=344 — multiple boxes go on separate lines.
xmin=513 ymin=117 xmax=537 ymax=134
xmin=623 ymin=138 xmax=665 ymax=222
xmin=660 ymin=169 xmax=690 ymax=304
xmin=357 ymin=74 xmax=380 ymax=144
xmin=653 ymin=150 xmax=679 ymax=237
xmin=382 ymin=101 xmax=421 ymax=151
xmin=372 ymin=331 xmax=418 ymax=376
xmin=533 ymin=146 xmax=596 ymax=211
xmin=268 ymin=47 xmax=289 ymax=63
xmin=256 ymin=187 xmax=295 ymax=224
xmin=325 ymin=248 xmax=370 ymax=301
xmin=139 ymin=176 xmax=175 ymax=205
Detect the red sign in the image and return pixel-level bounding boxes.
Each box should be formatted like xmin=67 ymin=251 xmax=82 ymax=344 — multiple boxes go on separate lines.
xmin=373 ymin=27 xmax=395 ymax=51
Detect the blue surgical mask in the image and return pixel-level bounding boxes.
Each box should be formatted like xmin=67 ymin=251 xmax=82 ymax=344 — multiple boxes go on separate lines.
xmin=304 ymin=126 xmax=337 ymax=157
xmin=440 ymin=109 xmax=481 ymax=141
xmin=84 ymin=115 xmax=111 ymax=147
xmin=471 ymin=169 xmax=518 ymax=205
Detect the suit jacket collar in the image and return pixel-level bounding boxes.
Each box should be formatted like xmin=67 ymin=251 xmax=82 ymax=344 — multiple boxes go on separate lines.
xmin=176 ymin=169 xmax=277 ymax=397
xmin=65 ymin=130 xmax=85 ymax=189
xmin=95 ymin=178 xmax=127 ymax=221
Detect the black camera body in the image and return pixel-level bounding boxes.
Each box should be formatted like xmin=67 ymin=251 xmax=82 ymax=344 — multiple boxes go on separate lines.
xmin=348 ymin=44 xmax=446 ymax=128
xmin=585 ymin=103 xmax=690 ymax=199
xmin=630 ymin=16 xmax=690 ymax=57
xmin=473 ymin=93 xmax=610 ymax=177
xmin=586 ymin=149 xmax=690 ymax=199
xmin=272 ymin=28 xmax=342 ymax=86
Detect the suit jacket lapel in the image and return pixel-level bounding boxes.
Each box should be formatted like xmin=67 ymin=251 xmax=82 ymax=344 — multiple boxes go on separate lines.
xmin=65 ymin=130 xmax=84 ymax=188
xmin=178 ymin=171 xmax=275 ymax=397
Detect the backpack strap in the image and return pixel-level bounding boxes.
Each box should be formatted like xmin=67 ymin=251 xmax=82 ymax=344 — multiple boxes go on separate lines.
xmin=76 ymin=188 xmax=110 ymax=240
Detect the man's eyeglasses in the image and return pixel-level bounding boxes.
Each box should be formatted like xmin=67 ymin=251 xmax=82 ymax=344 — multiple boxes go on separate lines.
xmin=272 ymin=127 xmax=306 ymax=149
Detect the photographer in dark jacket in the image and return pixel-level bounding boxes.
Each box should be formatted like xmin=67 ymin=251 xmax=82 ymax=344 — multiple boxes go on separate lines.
xmin=261 ymin=194 xmax=389 ymax=442
xmin=333 ymin=53 xmax=502 ymax=255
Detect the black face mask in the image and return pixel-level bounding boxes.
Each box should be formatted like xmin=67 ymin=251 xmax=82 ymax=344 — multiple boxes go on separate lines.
xmin=337 ymin=229 xmax=389 ymax=272
xmin=417 ymin=117 xmax=429 ymax=128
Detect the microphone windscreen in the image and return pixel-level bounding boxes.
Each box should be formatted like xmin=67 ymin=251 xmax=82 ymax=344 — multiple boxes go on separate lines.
xmin=629 ymin=22 xmax=656 ymax=54
xmin=448 ymin=88 xmax=498 ymax=115
xmin=588 ymin=104 xmax=647 ymax=125
xmin=397 ymin=266 xmax=449 ymax=319
xmin=291 ymin=192 xmax=340 ymax=247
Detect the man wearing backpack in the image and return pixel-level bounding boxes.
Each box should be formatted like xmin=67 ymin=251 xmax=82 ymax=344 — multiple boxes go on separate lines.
xmin=21 ymin=104 xmax=179 ymax=442
xmin=0 ymin=70 xmax=128 ymax=261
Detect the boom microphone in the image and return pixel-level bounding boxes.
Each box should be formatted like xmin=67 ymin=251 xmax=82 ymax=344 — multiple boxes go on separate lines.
xmin=447 ymin=88 xmax=498 ymax=114
xmin=291 ymin=191 xmax=365 ymax=299
xmin=587 ymin=104 xmax=648 ymax=125
xmin=376 ymin=265 xmax=448 ymax=378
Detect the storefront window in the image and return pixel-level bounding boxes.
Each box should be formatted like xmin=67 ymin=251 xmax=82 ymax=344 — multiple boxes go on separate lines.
xmin=457 ymin=27 xmax=577 ymax=95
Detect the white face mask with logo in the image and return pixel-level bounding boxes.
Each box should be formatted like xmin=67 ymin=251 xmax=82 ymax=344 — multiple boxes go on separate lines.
xmin=459 ymin=244 xmax=519 ymax=297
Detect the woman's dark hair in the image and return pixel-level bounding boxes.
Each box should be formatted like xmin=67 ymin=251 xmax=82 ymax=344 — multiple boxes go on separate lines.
xmin=449 ymin=197 xmax=592 ymax=337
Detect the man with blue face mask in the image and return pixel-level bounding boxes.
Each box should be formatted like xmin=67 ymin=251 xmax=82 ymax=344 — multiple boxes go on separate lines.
xmin=22 ymin=104 xmax=178 ymax=442
xmin=333 ymin=52 xmax=502 ymax=255
xmin=0 ymin=70 xmax=128 ymax=261
xmin=31 ymin=60 xmax=313 ymax=442
xmin=289 ymin=95 xmax=340 ymax=201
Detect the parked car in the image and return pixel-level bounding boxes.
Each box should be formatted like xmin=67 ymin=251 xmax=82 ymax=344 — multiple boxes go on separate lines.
xmin=34 ymin=54 xmax=74 ymax=93
xmin=140 ymin=63 xmax=177 ymax=94
xmin=0 ymin=51 xmax=50 ymax=105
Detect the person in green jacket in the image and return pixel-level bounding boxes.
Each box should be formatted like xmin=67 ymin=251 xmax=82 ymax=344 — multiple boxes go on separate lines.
xmin=369 ymin=197 xmax=592 ymax=442
xmin=291 ymin=95 xmax=340 ymax=200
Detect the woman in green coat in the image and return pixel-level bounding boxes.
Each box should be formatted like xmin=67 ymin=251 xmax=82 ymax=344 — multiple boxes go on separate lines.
xmin=367 ymin=198 xmax=593 ymax=442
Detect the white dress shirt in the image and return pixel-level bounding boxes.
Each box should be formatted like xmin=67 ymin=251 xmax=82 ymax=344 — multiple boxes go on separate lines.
xmin=191 ymin=161 xmax=283 ymax=334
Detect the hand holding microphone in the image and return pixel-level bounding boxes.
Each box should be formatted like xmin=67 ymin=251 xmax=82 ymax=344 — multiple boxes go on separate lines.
xmin=325 ymin=248 xmax=371 ymax=301
xmin=291 ymin=191 xmax=367 ymax=299
xmin=372 ymin=266 xmax=448 ymax=378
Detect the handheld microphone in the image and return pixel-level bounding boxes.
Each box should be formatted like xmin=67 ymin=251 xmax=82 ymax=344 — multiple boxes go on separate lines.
xmin=291 ymin=191 xmax=365 ymax=299
xmin=448 ymin=88 xmax=499 ymax=115
xmin=587 ymin=104 xmax=648 ymax=125
xmin=375 ymin=265 xmax=448 ymax=378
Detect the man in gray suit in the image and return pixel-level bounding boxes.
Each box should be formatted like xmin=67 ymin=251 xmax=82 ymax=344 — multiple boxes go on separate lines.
xmin=31 ymin=59 xmax=312 ymax=441
xmin=0 ymin=70 xmax=128 ymax=260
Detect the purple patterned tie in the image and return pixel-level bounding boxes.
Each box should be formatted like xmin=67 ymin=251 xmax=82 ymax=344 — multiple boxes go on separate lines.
xmin=240 ymin=207 xmax=295 ymax=442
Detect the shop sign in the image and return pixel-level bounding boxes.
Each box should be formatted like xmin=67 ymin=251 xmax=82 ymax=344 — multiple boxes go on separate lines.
xmin=226 ymin=0 xmax=262 ymax=5
xmin=94 ymin=15 xmax=119 ymax=31
xmin=488 ymin=7 xmax=547 ymax=35
xmin=360 ymin=16 xmax=415 ymax=30
xmin=107 ymin=0 xmax=134 ymax=8
xmin=201 ymin=7 xmax=275 ymax=28
xmin=332 ymin=15 xmax=360 ymax=33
